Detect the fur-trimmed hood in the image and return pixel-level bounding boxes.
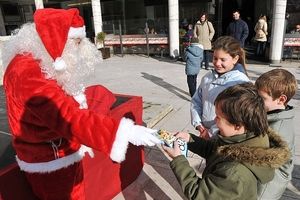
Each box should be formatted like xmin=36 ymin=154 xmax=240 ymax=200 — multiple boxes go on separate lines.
xmin=217 ymin=128 xmax=290 ymax=183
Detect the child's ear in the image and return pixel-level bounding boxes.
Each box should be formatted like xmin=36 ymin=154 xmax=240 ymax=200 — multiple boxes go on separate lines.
xmin=234 ymin=124 xmax=242 ymax=131
xmin=278 ymin=94 xmax=287 ymax=105
xmin=233 ymin=55 xmax=239 ymax=64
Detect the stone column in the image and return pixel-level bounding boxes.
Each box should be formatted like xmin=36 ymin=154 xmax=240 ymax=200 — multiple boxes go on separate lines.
xmin=216 ymin=0 xmax=223 ymax=37
xmin=91 ymin=0 xmax=103 ymax=38
xmin=269 ymin=0 xmax=287 ymax=63
xmin=34 ymin=0 xmax=44 ymax=9
xmin=168 ymin=0 xmax=179 ymax=58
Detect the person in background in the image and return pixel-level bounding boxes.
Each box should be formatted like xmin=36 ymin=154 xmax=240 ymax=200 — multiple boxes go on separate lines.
xmin=194 ymin=12 xmax=215 ymax=70
xmin=226 ymin=10 xmax=249 ymax=47
xmin=290 ymin=24 xmax=300 ymax=34
xmin=256 ymin=69 xmax=298 ymax=200
xmin=163 ymin=83 xmax=290 ymax=200
xmin=149 ymin=27 xmax=157 ymax=34
xmin=254 ymin=15 xmax=268 ymax=57
xmin=191 ymin=36 xmax=249 ymax=139
xmin=184 ymin=37 xmax=204 ymax=97
xmin=2 ymin=8 xmax=161 ymax=200
xmin=182 ymin=18 xmax=189 ymax=31
xmin=144 ymin=26 xmax=157 ymax=34
xmin=184 ymin=24 xmax=194 ymax=43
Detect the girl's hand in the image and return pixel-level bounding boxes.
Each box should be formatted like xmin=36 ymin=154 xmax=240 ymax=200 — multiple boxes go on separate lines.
xmin=199 ymin=128 xmax=210 ymax=140
xmin=174 ymin=132 xmax=190 ymax=142
xmin=162 ymin=140 xmax=181 ymax=159
xmin=196 ymin=124 xmax=206 ymax=133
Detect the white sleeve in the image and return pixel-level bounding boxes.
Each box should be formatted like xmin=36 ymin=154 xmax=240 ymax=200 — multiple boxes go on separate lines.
xmin=191 ymin=85 xmax=203 ymax=128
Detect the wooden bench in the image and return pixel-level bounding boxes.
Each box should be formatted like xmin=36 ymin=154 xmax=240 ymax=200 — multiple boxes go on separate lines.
xmin=104 ymin=34 xmax=168 ymax=55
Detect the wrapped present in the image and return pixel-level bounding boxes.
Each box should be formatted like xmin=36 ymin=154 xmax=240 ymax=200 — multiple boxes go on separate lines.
xmin=156 ymin=130 xmax=187 ymax=157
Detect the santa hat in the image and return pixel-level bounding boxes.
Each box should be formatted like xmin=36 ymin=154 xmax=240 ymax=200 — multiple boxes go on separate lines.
xmin=34 ymin=8 xmax=86 ymax=71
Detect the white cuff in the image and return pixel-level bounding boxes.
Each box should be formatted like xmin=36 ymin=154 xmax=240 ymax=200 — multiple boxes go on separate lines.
xmin=16 ymin=145 xmax=93 ymax=173
xmin=110 ymin=118 xmax=134 ymax=163
xmin=68 ymin=26 xmax=86 ymax=39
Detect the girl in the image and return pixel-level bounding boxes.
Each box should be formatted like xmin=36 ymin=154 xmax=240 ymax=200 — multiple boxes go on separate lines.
xmin=190 ymin=36 xmax=249 ymax=139
xmin=163 ymin=83 xmax=290 ymax=200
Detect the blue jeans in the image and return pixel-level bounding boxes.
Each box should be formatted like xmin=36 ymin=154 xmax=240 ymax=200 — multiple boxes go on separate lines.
xmin=256 ymin=41 xmax=267 ymax=56
xmin=202 ymin=50 xmax=210 ymax=69
xmin=187 ymin=75 xmax=197 ymax=97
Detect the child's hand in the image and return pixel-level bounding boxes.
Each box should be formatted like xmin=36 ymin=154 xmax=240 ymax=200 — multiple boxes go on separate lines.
xmin=199 ymin=128 xmax=210 ymax=140
xmin=196 ymin=124 xmax=206 ymax=133
xmin=174 ymin=132 xmax=190 ymax=142
xmin=162 ymin=140 xmax=181 ymax=159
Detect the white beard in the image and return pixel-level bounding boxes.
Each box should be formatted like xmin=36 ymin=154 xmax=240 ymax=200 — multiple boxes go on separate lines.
xmin=2 ymin=23 xmax=102 ymax=98
xmin=56 ymin=38 xmax=101 ymax=96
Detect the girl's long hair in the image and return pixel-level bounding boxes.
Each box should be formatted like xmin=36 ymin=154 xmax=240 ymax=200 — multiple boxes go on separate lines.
xmin=212 ymin=36 xmax=247 ymax=75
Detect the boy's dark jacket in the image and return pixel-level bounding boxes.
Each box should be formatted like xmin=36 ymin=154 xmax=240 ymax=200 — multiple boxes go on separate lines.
xmin=226 ymin=19 xmax=249 ymax=47
xmin=170 ymin=128 xmax=290 ymax=200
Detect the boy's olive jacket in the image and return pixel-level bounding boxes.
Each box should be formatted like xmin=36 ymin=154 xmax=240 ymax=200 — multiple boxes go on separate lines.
xmin=170 ymin=128 xmax=290 ymax=200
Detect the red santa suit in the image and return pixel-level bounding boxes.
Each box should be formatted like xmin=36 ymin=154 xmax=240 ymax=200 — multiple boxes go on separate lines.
xmin=3 ymin=8 xmax=160 ymax=200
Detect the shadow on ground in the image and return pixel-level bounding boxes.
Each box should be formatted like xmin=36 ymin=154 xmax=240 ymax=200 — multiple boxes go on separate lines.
xmin=141 ymin=72 xmax=190 ymax=101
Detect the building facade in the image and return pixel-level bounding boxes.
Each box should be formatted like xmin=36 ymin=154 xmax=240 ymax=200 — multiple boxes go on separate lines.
xmin=0 ymin=0 xmax=299 ymax=62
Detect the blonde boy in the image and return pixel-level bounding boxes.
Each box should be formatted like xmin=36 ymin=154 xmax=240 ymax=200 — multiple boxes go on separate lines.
xmin=255 ymin=69 xmax=298 ymax=200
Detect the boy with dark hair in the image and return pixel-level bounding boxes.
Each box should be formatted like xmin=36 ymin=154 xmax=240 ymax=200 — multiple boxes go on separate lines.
xmin=163 ymin=83 xmax=290 ymax=199
xmin=256 ymin=69 xmax=298 ymax=200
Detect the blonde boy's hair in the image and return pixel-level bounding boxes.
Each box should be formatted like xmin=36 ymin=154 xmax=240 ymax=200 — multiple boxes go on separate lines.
xmin=255 ymin=69 xmax=297 ymax=104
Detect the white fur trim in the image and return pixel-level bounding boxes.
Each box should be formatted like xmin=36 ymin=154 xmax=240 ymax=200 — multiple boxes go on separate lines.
xmin=68 ymin=26 xmax=86 ymax=39
xmin=73 ymin=92 xmax=88 ymax=109
xmin=110 ymin=118 xmax=133 ymax=163
xmin=16 ymin=145 xmax=94 ymax=173
xmin=192 ymin=43 xmax=204 ymax=49
xmin=53 ymin=57 xmax=67 ymax=71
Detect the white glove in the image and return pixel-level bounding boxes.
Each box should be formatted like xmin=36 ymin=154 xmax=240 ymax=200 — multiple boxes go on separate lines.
xmin=127 ymin=124 xmax=162 ymax=146
xmin=110 ymin=118 xmax=162 ymax=162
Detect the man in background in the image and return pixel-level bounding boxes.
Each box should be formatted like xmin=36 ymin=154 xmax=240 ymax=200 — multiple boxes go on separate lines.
xmin=226 ymin=10 xmax=249 ymax=47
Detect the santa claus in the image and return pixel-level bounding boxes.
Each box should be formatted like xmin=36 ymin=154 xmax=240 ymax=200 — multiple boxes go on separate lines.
xmin=2 ymin=8 xmax=161 ymax=199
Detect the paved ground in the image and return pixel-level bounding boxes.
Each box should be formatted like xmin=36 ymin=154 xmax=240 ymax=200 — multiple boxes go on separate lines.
xmin=1 ymin=54 xmax=300 ymax=199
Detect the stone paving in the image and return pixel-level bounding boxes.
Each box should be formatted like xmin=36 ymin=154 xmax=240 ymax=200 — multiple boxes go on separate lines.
xmin=0 ymin=55 xmax=300 ymax=199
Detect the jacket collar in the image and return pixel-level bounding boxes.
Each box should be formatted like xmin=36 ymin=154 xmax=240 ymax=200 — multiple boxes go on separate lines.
xmin=212 ymin=63 xmax=246 ymax=78
xmin=267 ymin=105 xmax=294 ymax=122
xmin=217 ymin=128 xmax=290 ymax=169
xmin=196 ymin=20 xmax=207 ymax=24
xmin=267 ymin=104 xmax=293 ymax=115
xmin=190 ymin=43 xmax=204 ymax=49
xmin=218 ymin=131 xmax=257 ymax=144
